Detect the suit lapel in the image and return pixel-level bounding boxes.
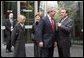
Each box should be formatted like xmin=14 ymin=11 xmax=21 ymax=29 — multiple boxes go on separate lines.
xmin=62 ymin=17 xmax=70 ymax=25
xmin=46 ymin=16 xmax=52 ymax=29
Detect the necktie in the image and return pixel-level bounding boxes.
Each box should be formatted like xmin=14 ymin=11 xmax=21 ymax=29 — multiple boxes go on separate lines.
xmin=51 ymin=18 xmax=55 ymax=31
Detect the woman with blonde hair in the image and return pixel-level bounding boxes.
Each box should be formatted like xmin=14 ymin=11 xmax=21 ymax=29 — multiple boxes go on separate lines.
xmin=11 ymin=15 xmax=26 ymax=57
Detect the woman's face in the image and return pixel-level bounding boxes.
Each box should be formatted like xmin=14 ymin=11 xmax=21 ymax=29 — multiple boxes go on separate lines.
xmin=22 ymin=19 xmax=25 ymax=23
xmin=35 ymin=15 xmax=41 ymax=22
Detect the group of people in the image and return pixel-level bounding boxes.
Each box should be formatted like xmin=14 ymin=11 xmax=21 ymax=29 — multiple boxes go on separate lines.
xmin=4 ymin=7 xmax=73 ymax=57
xmin=32 ymin=7 xmax=73 ymax=57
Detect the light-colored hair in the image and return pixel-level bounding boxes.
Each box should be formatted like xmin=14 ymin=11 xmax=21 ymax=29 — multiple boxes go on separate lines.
xmin=35 ymin=12 xmax=41 ymax=17
xmin=47 ymin=7 xmax=56 ymax=13
xmin=17 ymin=15 xmax=26 ymax=23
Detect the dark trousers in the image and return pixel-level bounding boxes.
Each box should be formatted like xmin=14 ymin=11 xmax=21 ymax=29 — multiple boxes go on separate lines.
xmin=40 ymin=47 xmax=54 ymax=57
xmin=34 ymin=43 xmax=41 ymax=57
xmin=6 ymin=40 xmax=12 ymax=51
xmin=58 ymin=45 xmax=70 ymax=57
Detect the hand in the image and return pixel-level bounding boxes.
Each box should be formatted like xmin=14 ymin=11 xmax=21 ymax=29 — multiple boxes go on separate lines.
xmin=57 ymin=23 xmax=62 ymax=27
xmin=54 ymin=42 xmax=57 ymax=48
xmin=38 ymin=42 xmax=43 ymax=47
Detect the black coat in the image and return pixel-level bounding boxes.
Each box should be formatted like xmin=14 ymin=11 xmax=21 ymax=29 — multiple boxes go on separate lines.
xmin=31 ymin=22 xmax=41 ymax=57
xmin=31 ymin=22 xmax=39 ymax=42
xmin=3 ymin=19 xmax=16 ymax=44
xmin=11 ymin=23 xmax=26 ymax=57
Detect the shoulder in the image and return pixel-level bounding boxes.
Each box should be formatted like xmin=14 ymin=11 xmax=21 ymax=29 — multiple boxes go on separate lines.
xmin=14 ymin=23 xmax=20 ymax=28
xmin=42 ymin=16 xmax=48 ymax=19
xmin=13 ymin=23 xmax=20 ymax=31
xmin=5 ymin=19 xmax=9 ymax=22
xmin=67 ymin=17 xmax=73 ymax=22
xmin=4 ymin=19 xmax=9 ymax=24
xmin=41 ymin=16 xmax=48 ymax=21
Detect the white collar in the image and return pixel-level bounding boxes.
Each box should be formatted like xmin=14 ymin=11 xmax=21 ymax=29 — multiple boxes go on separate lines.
xmin=61 ymin=16 xmax=68 ymax=23
xmin=63 ymin=16 xmax=68 ymax=20
xmin=20 ymin=23 xmax=24 ymax=27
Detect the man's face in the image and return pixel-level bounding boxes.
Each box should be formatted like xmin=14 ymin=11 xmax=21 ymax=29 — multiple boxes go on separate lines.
xmin=9 ymin=13 xmax=13 ymax=19
xmin=35 ymin=15 xmax=40 ymax=22
xmin=50 ymin=9 xmax=56 ymax=17
xmin=61 ymin=10 xmax=67 ymax=18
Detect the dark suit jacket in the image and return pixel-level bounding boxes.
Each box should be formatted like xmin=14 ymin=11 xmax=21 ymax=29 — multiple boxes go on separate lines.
xmin=57 ymin=16 xmax=73 ymax=47
xmin=3 ymin=19 xmax=16 ymax=43
xmin=36 ymin=15 xmax=57 ymax=48
xmin=11 ymin=23 xmax=26 ymax=57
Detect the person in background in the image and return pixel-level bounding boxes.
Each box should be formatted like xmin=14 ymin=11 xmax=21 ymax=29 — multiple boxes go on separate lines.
xmin=4 ymin=12 xmax=16 ymax=53
xmin=11 ymin=15 xmax=26 ymax=57
xmin=57 ymin=8 xmax=73 ymax=57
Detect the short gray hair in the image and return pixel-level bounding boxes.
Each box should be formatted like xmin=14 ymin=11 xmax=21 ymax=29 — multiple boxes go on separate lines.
xmin=47 ymin=7 xmax=56 ymax=13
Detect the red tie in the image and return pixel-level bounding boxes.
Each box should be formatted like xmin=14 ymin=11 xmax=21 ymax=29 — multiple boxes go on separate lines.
xmin=51 ymin=18 xmax=55 ymax=31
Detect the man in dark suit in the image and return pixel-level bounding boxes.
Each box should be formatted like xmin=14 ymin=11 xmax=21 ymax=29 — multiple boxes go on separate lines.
xmin=4 ymin=13 xmax=16 ymax=53
xmin=57 ymin=8 xmax=73 ymax=57
xmin=35 ymin=7 xmax=57 ymax=57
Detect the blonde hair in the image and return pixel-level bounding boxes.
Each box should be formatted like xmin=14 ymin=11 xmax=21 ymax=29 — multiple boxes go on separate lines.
xmin=17 ymin=15 xmax=26 ymax=23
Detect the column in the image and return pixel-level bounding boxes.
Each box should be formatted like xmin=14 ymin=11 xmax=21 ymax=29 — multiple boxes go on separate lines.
xmin=17 ymin=1 xmax=20 ymax=17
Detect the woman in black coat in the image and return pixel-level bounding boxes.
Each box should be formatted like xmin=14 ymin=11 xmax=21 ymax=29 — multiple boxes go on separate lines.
xmin=11 ymin=15 xmax=26 ymax=57
xmin=31 ymin=12 xmax=42 ymax=57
